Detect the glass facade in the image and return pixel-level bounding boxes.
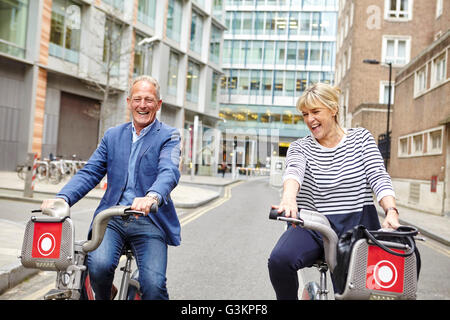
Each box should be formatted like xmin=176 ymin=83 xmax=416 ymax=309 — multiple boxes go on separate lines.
xmin=49 ymin=0 xmax=81 ymax=64
xmin=220 ymin=1 xmax=337 ymax=154
xmin=0 ymin=0 xmax=29 ymax=58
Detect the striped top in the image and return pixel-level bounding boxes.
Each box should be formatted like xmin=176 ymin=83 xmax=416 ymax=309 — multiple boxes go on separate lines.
xmin=283 ymin=127 xmax=395 ymax=235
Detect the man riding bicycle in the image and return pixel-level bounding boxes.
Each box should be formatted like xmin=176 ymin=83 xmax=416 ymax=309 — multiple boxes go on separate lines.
xmin=41 ymin=75 xmax=181 ymax=300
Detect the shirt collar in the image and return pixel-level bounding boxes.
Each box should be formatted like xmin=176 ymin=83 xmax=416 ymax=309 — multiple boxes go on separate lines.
xmin=131 ymin=119 xmax=155 ymax=143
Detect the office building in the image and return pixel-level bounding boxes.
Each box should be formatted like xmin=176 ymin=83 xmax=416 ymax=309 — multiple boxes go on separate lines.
xmin=219 ymin=0 xmax=338 ymax=168
xmin=0 ymin=0 xmax=225 ymax=175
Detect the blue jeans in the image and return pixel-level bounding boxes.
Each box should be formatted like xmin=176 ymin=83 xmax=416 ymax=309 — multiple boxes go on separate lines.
xmin=87 ymin=215 xmax=169 ymax=300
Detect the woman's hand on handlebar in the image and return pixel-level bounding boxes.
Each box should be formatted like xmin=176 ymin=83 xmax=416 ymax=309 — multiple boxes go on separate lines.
xmin=130 ymin=196 xmax=157 ymax=218
xmin=382 ymin=211 xmax=401 ymax=230
xmin=273 ymin=197 xmax=298 ymax=219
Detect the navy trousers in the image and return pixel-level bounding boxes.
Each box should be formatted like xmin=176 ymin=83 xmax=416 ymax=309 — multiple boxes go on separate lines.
xmin=268 ymin=225 xmax=325 ymax=300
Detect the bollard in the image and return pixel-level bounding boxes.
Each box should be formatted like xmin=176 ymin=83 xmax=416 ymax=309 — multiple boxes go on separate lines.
xmin=23 ymin=153 xmax=37 ymax=198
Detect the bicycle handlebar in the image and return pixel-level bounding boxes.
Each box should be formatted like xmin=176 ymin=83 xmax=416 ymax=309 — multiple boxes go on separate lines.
xmin=82 ymin=203 xmax=158 ymax=253
xmin=269 ymin=207 xmax=338 ymax=272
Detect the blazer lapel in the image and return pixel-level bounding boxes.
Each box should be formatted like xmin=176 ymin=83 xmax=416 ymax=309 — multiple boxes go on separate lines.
xmin=121 ymin=123 xmax=133 ymax=167
xmin=137 ymin=119 xmax=161 ymax=163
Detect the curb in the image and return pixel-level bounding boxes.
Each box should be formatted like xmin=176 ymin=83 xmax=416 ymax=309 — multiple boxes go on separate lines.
xmin=0 ymin=262 xmax=39 ymax=295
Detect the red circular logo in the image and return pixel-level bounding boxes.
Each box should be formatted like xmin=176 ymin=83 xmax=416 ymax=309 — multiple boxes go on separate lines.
xmin=373 ymin=260 xmax=398 ymax=289
xmin=37 ymin=232 xmax=56 ymax=256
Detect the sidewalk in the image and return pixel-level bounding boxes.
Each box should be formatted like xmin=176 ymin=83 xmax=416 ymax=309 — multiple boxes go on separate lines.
xmin=0 ymin=170 xmax=237 ymax=295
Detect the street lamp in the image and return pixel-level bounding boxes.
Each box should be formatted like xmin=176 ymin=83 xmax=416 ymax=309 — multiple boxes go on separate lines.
xmin=363 ymin=59 xmax=393 ymax=169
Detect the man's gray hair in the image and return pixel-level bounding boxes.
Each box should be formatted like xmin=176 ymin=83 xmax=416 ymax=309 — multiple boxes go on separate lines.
xmin=128 ymin=75 xmax=161 ymax=100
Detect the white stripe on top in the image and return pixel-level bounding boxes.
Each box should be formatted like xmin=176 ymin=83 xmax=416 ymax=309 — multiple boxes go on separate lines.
xmin=283 ymin=127 xmax=395 ymax=216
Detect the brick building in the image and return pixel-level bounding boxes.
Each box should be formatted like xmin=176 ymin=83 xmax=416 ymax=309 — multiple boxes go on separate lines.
xmin=336 ymin=0 xmax=449 ymax=215
xmin=335 ymin=0 xmax=436 ymax=152
xmin=390 ymin=9 xmax=449 ymax=215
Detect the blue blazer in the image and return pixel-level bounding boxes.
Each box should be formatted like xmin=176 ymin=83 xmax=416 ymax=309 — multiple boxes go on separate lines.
xmin=57 ymin=119 xmax=182 ymax=246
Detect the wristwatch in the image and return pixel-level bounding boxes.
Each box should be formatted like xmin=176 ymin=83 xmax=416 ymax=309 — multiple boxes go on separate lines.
xmin=385 ymin=207 xmax=399 ymax=216
xmin=146 ymin=193 xmax=160 ymax=204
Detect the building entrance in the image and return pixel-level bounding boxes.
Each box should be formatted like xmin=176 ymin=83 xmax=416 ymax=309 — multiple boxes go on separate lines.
xmin=57 ymin=92 xmax=100 ymax=160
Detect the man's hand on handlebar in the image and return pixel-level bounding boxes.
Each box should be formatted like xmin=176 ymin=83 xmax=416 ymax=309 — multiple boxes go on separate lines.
xmin=131 ymin=196 xmax=157 ymax=218
xmin=41 ymin=198 xmax=68 ymax=210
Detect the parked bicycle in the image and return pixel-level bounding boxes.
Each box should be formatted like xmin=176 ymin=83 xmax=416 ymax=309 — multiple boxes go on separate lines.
xmin=17 ymin=155 xmax=87 ymax=184
xmin=20 ymin=199 xmax=157 ymax=300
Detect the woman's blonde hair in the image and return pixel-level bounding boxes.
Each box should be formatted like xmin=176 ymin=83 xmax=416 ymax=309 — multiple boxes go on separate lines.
xmin=296 ymin=82 xmax=342 ymax=125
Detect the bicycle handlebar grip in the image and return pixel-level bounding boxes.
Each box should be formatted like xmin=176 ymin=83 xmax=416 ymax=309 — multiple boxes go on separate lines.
xmin=269 ymin=207 xmax=300 ymax=220
xmin=269 ymin=207 xmax=280 ymax=220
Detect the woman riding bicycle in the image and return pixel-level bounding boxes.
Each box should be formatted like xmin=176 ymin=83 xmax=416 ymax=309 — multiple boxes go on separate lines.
xmin=268 ymin=82 xmax=400 ymax=300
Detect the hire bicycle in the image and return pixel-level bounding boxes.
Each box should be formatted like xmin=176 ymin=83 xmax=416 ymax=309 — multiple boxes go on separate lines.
xmin=269 ymin=207 xmax=421 ymax=300
xmin=20 ymin=199 xmax=157 ymax=300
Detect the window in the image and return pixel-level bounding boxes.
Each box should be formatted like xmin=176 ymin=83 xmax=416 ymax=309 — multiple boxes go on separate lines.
xmin=186 ymin=61 xmax=200 ymax=103
xmin=414 ymin=67 xmax=426 ymax=96
xmin=222 ymin=40 xmax=231 ymax=64
xmin=399 ymin=137 xmax=408 ymax=156
xmin=309 ymin=42 xmax=321 ymax=66
xmin=321 ymin=12 xmax=337 ymax=36
xmin=212 ymin=0 xmax=223 ymax=21
xmin=412 ymin=134 xmax=423 ymax=155
xmin=0 ymin=0 xmax=29 ymax=58
xmin=239 ymin=70 xmax=249 ymax=95
xmin=211 ymin=72 xmax=219 ymax=109
xmin=262 ymin=70 xmax=273 ymax=96
xmin=285 ymin=71 xmax=295 ymax=96
xmin=242 ymin=12 xmax=253 ymax=34
xmin=49 ymin=0 xmax=81 ymax=64
xmin=103 ymin=18 xmax=123 ymax=76
xmin=432 ymin=54 xmax=446 ymax=86
xmin=248 ymin=41 xmax=263 ymax=65
xmin=380 ymin=81 xmax=395 ymax=104
xmin=297 ymin=42 xmax=307 ymax=65
xmin=167 ymin=51 xmax=179 ymax=96
xmin=263 ymin=41 xmax=274 ymax=65
xmin=190 ymin=11 xmax=203 ymax=54
xmin=385 ymin=0 xmax=412 ymax=20
xmin=167 ymin=0 xmax=182 ymax=42
xmin=428 ymin=129 xmax=443 ymax=154
xmin=296 ymin=71 xmax=308 ymax=93
xmin=289 ymin=12 xmax=299 ymax=35
xmin=137 ymin=0 xmax=156 ymax=28
xmin=210 ymin=25 xmax=221 ymax=64
xmin=103 ymin=0 xmax=124 ymax=10
xmin=133 ymin=34 xmax=153 ymax=77
xmin=275 ymin=41 xmax=286 ymax=65
xmin=254 ymin=12 xmax=265 ymax=35
xmin=274 ymin=71 xmax=284 ymax=95
xmin=250 ymin=70 xmax=261 ymax=93
xmin=286 ymin=42 xmax=296 ymax=65
xmin=382 ymin=36 xmax=410 ymax=65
